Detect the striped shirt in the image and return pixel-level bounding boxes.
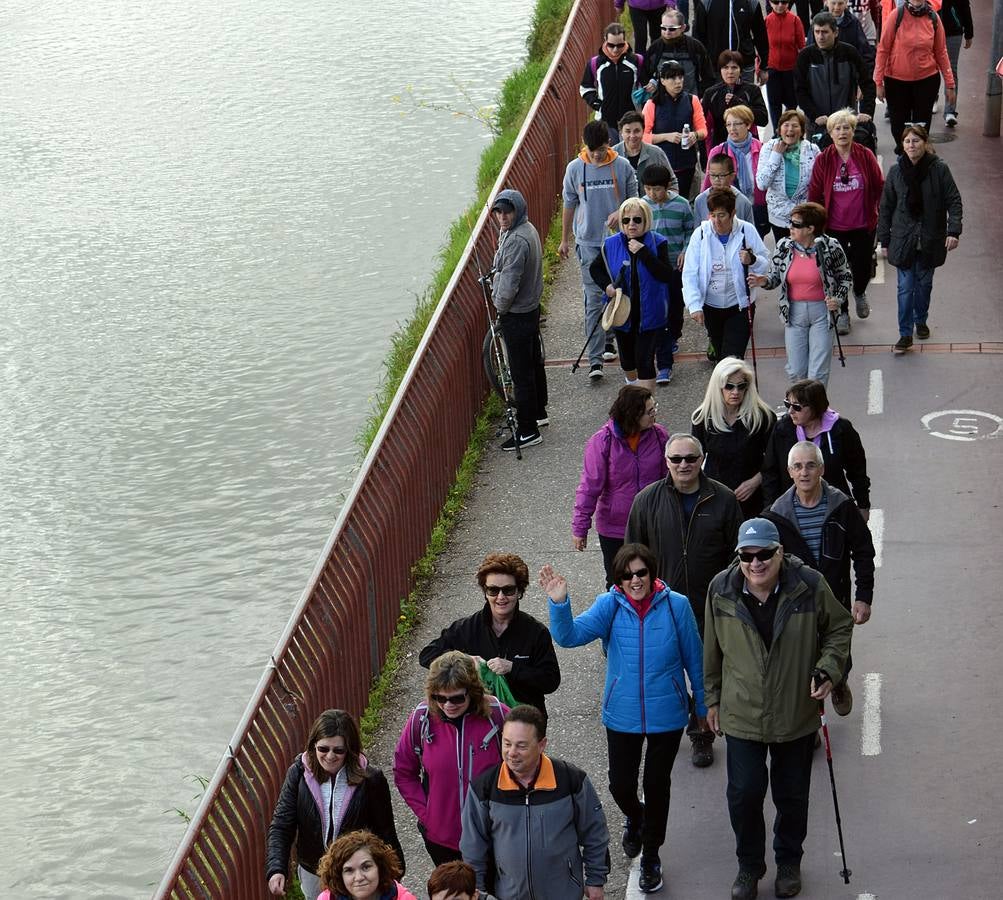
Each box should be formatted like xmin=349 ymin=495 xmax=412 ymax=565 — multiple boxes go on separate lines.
xmin=793 ymin=492 xmax=828 ymax=563
xmin=645 ymin=194 xmax=695 ymax=259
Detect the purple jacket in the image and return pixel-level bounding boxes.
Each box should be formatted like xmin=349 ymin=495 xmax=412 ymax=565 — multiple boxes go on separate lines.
xmin=573 ymin=421 xmax=669 ymax=540
xmin=616 ymin=0 xmax=675 ymax=10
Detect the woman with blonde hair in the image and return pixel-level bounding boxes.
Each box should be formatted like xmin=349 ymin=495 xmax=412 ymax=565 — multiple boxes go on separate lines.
xmin=691 ymin=357 xmax=776 ymax=518
xmin=589 ymin=197 xmax=674 ymax=388
xmin=394 ymin=652 xmax=508 ymax=865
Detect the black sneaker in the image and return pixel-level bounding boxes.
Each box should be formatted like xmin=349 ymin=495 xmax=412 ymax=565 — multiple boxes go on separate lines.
xmin=638 ymin=856 xmax=663 ymax=893
xmin=691 ymin=733 xmax=714 ymax=768
xmin=916 ymin=323 xmax=930 ymax=339
xmin=500 ymin=430 xmax=541 ymax=451
xmin=588 ymin=363 xmax=604 ymax=379
xmin=893 ymin=335 xmax=913 ymax=354
xmin=622 ymin=809 xmax=643 ymax=858
xmin=731 ymin=866 xmax=765 ymax=899
xmin=774 ymin=863 xmax=802 ymax=897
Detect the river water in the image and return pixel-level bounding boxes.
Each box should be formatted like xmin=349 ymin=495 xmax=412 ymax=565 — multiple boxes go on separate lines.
xmin=0 ymin=0 xmax=536 ymax=894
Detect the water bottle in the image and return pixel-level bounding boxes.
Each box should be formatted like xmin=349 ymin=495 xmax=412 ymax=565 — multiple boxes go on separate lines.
xmin=681 ymin=124 xmax=691 ymax=150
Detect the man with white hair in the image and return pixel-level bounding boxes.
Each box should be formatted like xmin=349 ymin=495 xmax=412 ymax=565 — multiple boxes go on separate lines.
xmin=763 ymin=440 xmax=874 ymax=715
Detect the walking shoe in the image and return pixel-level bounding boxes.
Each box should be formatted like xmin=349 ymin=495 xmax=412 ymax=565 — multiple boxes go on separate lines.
xmin=836 ymin=312 xmax=850 ymax=335
xmin=638 ymin=856 xmax=663 ymax=893
xmin=916 ymin=323 xmax=930 ymax=339
xmin=831 ymin=682 xmax=853 ymax=716
xmin=946 ymin=112 xmax=958 ymax=128
xmin=731 ymin=866 xmax=766 ymax=899
xmin=893 ymin=335 xmax=913 ymax=354
xmin=536 ymin=416 xmax=549 ymax=427
xmin=500 ymin=430 xmax=541 ymax=451
xmin=622 ymin=809 xmax=643 ymax=859
xmin=854 ymin=292 xmax=870 ymax=318
xmin=589 ymin=363 xmax=604 ymax=379
xmin=691 ymin=733 xmax=714 ymax=768
xmin=774 ymin=863 xmax=802 ymax=897
xmin=671 ymin=340 xmax=679 ymax=354
xmin=656 ymin=367 xmax=673 ymax=384
xmin=603 ymin=342 xmax=618 ymax=361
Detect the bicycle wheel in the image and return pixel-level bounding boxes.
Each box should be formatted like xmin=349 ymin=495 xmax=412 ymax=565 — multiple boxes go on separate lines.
xmin=482 ymin=327 xmax=514 ymax=401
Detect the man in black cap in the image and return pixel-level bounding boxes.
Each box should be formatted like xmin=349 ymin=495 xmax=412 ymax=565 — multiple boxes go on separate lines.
xmin=489 ymin=189 xmax=547 ymax=451
xmin=704 ymin=517 xmax=853 ymax=899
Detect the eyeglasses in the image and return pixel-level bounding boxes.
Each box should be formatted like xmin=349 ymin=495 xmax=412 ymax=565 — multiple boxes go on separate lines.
xmin=739 ymin=548 xmax=778 ymax=563
xmin=622 ymin=567 xmax=650 ymax=581
xmin=724 ymin=381 xmax=749 ymax=392
xmin=661 ymin=25 xmax=685 ymax=32
xmin=667 ymin=454 xmax=701 ymax=464
xmin=839 ymin=162 xmax=850 ymax=186
xmin=606 ymin=41 xmax=627 ymax=50
xmin=790 ymin=461 xmax=820 ymax=472
xmin=622 ymin=215 xmax=644 ymax=225
xmin=789 ymin=220 xmax=806 ymax=229
xmin=485 ymin=584 xmax=519 ymax=597
xmin=431 ymin=691 xmax=468 ymax=706
xmin=316 ymin=745 xmax=348 ymax=756
xmin=708 ymin=172 xmax=733 ymax=180
xmin=783 ymin=399 xmax=806 ymax=412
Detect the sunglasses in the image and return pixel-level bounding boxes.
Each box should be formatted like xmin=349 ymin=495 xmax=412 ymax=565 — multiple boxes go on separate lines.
xmin=839 ymin=162 xmax=850 ymax=186
xmin=739 ymin=548 xmax=778 ymax=563
xmin=485 ymin=584 xmax=519 ymax=597
xmin=783 ymin=399 xmax=806 ymax=412
xmin=789 ymin=220 xmax=806 ymax=229
xmin=622 ymin=215 xmax=644 ymax=225
xmin=667 ymin=454 xmax=701 ymax=464
xmin=771 ymin=0 xmax=791 ymax=4
xmin=606 ymin=41 xmax=627 ymax=50
xmin=661 ymin=25 xmax=685 ymax=32
xmin=431 ymin=691 xmax=468 ymax=706
xmin=316 ymin=745 xmax=348 ymax=756
xmin=724 ymin=381 xmax=749 ymax=392
xmin=622 ymin=567 xmax=650 ymax=581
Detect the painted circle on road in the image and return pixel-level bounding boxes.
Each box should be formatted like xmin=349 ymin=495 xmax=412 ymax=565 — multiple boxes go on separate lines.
xmin=921 ymin=410 xmax=1003 ymax=442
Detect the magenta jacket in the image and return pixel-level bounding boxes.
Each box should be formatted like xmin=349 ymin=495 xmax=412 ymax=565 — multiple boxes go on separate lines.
xmin=393 ymin=701 xmax=507 ymax=851
xmin=572 ymin=421 xmax=669 ymax=540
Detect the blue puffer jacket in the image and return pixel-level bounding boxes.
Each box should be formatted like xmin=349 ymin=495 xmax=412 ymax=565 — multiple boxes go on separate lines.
xmin=549 ymin=580 xmax=706 ymax=733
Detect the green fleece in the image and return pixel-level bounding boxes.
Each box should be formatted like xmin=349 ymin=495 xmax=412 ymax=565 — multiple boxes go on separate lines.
xmin=703 ymin=555 xmax=853 ymax=743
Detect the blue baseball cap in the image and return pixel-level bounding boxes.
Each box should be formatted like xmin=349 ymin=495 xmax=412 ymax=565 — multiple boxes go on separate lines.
xmin=736 ymin=518 xmax=781 ymax=550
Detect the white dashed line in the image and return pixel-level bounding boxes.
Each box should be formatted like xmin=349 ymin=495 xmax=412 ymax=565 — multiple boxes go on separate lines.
xmin=861 ymin=673 xmax=882 ymax=756
xmin=858 ymin=893 xmax=878 ymax=900
xmin=868 ymin=369 xmax=883 ymax=415
xmin=869 ymin=509 xmax=883 ymax=568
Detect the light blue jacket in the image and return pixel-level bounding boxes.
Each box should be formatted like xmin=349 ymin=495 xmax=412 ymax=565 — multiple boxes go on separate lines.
xmin=549 ymin=581 xmax=706 ymax=733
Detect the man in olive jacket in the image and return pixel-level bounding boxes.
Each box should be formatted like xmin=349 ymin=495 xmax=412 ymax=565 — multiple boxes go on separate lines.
xmin=704 ymin=518 xmax=852 ymax=900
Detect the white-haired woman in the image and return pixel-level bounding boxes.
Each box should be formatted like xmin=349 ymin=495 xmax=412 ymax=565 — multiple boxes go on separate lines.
xmin=589 ymin=197 xmax=674 ymax=389
xmin=691 ymin=357 xmax=776 ymax=518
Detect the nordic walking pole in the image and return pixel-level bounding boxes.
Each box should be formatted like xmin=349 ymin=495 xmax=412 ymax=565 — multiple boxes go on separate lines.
xmin=572 ymin=315 xmax=604 ymax=373
xmin=741 ymin=232 xmax=758 ymax=389
xmin=816 ymin=679 xmax=851 ymax=884
xmin=831 ymin=310 xmax=847 ymax=367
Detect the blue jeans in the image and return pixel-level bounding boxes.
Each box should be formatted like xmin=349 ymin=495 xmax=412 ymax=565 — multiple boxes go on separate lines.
xmin=576 ymin=242 xmax=608 ymax=366
xmin=784 ymin=300 xmax=833 ymax=386
xmin=896 ymin=256 xmax=935 ymax=336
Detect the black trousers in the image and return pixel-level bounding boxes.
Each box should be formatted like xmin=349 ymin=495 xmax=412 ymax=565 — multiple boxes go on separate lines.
xmin=607 ymin=727 xmax=684 ymax=857
xmin=771 ymin=224 xmax=791 ymax=243
xmin=725 ymin=732 xmax=816 ymax=871
xmin=656 ymin=269 xmax=684 ymax=370
xmin=765 ymin=69 xmax=798 ymax=132
xmin=628 ymin=4 xmax=668 ymax=56
xmin=703 ymin=303 xmax=751 ymax=360
xmin=422 ymin=835 xmax=462 ymax=866
xmin=598 ymin=533 xmax=623 ymax=589
xmin=827 ymin=227 xmax=875 ymax=309
xmin=616 ymin=327 xmax=661 ymax=379
xmin=499 ymin=307 xmax=548 ymax=435
xmin=885 ymin=74 xmax=941 ymax=154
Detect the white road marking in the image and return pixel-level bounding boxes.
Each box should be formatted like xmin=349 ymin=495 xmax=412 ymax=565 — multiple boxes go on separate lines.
xmin=858 ymin=893 xmax=878 ymax=899
xmin=869 ymin=509 xmax=883 ymax=568
xmin=969 ymin=819 xmax=978 ymax=824
xmin=861 ymin=673 xmax=882 ymax=756
xmin=868 ymin=369 xmax=883 ymax=415
xmin=872 ymin=253 xmax=885 ymax=285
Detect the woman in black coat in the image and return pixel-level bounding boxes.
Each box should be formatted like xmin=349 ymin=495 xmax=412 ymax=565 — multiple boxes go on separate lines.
xmin=266 ymin=709 xmax=403 ymax=900
xmin=876 ymin=124 xmax=963 ymax=354
xmin=701 ymin=50 xmax=769 ymax=148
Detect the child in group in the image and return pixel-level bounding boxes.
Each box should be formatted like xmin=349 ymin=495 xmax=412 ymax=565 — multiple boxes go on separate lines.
xmin=693 ymin=153 xmax=754 ymax=223
xmin=764 ymin=0 xmax=806 ymax=130
xmin=641 ymin=164 xmax=694 ymax=384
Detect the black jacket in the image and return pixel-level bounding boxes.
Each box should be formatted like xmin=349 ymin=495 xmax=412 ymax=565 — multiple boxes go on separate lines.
xmin=265 ymin=756 xmax=403 ymax=878
xmin=795 ymin=41 xmax=876 ymax=122
xmin=761 ymin=414 xmax=871 ymax=509
xmin=764 ymin=482 xmax=875 ymax=607
xmin=940 ymin=0 xmax=974 ymax=39
xmin=419 ymin=604 xmax=561 ymax=716
xmin=876 ymin=155 xmax=963 ymax=270
xmin=701 ymin=80 xmax=770 ymax=147
xmin=625 ymin=472 xmax=743 ymax=627
xmin=580 ymin=47 xmax=646 ymax=130
xmin=644 ymin=34 xmax=716 ymax=97
xmin=693 ymin=0 xmax=770 ymax=70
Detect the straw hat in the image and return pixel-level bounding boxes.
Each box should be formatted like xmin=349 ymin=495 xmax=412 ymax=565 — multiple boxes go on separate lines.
xmin=601 ymin=288 xmax=631 ymax=330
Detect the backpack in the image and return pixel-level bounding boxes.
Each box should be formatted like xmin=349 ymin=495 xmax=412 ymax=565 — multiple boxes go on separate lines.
xmin=891 ymin=1 xmax=939 ymax=41
xmin=409 ymin=697 xmax=507 ymax=793
xmin=590 ymin=51 xmax=645 ymax=82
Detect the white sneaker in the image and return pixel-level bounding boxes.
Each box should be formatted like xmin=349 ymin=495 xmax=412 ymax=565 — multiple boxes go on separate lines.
xmin=946 ymin=113 xmax=958 ymax=128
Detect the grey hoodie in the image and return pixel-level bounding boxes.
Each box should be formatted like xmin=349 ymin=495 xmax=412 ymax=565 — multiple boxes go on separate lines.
xmin=490 ymin=189 xmax=544 ymax=315
xmin=562 ymin=146 xmax=638 ymax=247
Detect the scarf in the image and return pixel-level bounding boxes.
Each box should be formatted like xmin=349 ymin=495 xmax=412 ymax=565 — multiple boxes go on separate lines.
xmin=899 ymin=151 xmax=934 ymax=219
xmin=783 ymin=142 xmax=801 ymax=198
xmin=727 ymin=134 xmax=755 ymax=198
xmin=906 ymin=0 xmax=932 ymax=16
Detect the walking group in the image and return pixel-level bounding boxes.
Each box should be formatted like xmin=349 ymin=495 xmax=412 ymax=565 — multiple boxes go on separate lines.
xmin=259 ymin=0 xmax=973 ymax=898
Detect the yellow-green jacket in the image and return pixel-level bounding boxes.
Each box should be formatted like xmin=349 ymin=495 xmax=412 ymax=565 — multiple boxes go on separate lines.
xmin=703 ymin=555 xmax=853 ymax=743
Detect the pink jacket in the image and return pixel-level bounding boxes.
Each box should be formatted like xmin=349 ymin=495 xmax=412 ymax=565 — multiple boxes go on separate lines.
xmin=572 ymin=421 xmax=669 ymax=540
xmin=393 ymin=702 xmax=507 ymax=850
xmin=318 ymin=884 xmax=416 ymax=900
xmin=703 ymin=141 xmax=766 ymax=207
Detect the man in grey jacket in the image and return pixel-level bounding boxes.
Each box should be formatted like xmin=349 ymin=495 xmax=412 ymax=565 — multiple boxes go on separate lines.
xmin=490 ymin=190 xmax=548 ymax=450
xmin=461 ymin=705 xmax=610 ymax=900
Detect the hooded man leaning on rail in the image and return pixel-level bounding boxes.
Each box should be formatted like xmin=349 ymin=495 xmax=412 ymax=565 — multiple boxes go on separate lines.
xmin=489 ymin=189 xmax=548 ymax=452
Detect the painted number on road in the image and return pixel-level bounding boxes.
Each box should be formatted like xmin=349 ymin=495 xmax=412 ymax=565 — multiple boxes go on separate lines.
xmin=921 ymin=410 xmax=1003 ymax=442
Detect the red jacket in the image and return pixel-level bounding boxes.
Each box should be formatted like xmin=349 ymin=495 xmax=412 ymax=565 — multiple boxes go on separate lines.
xmin=808 ymin=143 xmax=884 ymax=232
xmin=765 ymin=11 xmax=805 ymax=71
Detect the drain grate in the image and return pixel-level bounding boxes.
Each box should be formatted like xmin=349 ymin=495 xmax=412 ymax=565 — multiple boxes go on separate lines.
xmin=929 ymin=131 xmax=957 ymax=143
